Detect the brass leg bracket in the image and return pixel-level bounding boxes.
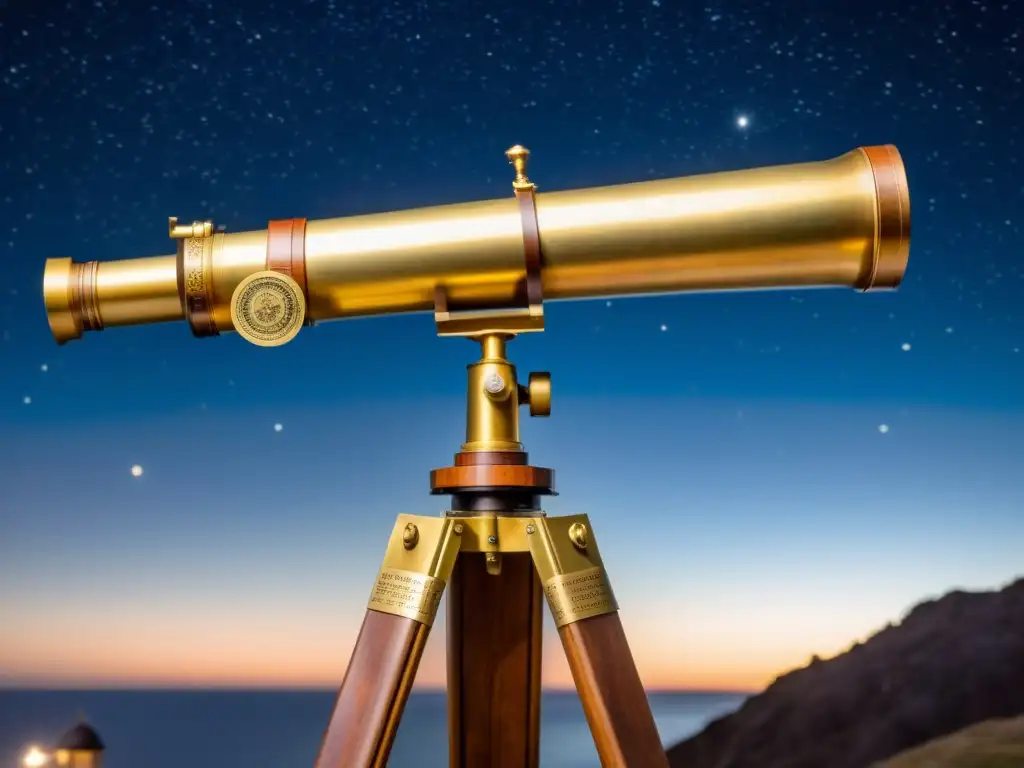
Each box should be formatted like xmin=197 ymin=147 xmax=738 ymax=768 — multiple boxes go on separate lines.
xmin=366 ymin=514 xmax=463 ymax=627
xmin=366 ymin=513 xmax=618 ymax=630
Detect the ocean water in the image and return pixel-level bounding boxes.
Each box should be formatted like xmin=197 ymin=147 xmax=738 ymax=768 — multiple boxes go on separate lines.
xmin=0 ymin=690 xmax=745 ymax=767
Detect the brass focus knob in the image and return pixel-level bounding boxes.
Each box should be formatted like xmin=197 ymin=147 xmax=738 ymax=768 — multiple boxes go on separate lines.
xmin=526 ymin=372 xmax=551 ymax=417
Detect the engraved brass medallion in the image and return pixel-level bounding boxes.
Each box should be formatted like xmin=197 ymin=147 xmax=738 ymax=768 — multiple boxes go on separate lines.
xmin=230 ymin=270 xmax=305 ymax=347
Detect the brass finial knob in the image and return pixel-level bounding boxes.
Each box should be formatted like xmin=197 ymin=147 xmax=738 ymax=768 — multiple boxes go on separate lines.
xmin=505 ymin=145 xmax=533 ymax=189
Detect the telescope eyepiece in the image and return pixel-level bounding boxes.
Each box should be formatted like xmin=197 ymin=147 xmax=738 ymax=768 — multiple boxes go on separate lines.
xmin=43 ymin=257 xmax=102 ymax=345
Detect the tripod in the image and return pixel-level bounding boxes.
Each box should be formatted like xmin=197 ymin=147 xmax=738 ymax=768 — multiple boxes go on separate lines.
xmin=312 ymin=332 xmax=669 ymax=768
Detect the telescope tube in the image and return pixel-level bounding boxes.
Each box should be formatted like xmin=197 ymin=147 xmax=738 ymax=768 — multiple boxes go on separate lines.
xmin=43 ymin=145 xmax=910 ymax=345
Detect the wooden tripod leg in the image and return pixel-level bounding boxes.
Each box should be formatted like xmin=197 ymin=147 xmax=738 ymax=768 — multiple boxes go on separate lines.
xmin=529 ymin=515 xmax=669 ymax=768
xmin=447 ymin=551 xmax=544 ymax=768
xmin=315 ymin=515 xmax=462 ymax=768
xmin=560 ymin=614 xmax=669 ymax=768
xmin=316 ymin=611 xmax=428 ymax=767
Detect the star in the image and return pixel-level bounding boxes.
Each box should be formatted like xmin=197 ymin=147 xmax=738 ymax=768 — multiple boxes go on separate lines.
xmin=660 ymin=324 xmax=668 ymax=331
xmin=22 ymin=396 xmax=31 ymax=405
xmin=274 ymin=423 xmax=283 ymax=432
xmin=130 ymin=464 xmax=144 ymax=477
xmin=736 ymin=115 xmax=750 ymax=129
xmin=40 ymin=363 xmax=48 ymax=372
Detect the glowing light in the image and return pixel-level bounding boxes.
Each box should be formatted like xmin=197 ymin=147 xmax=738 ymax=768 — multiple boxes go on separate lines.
xmin=274 ymin=423 xmax=283 ymax=432
xmin=901 ymin=342 xmax=911 ymax=351
xmin=660 ymin=324 xmax=668 ymax=332
xmin=23 ymin=395 xmax=31 ymax=405
xmin=40 ymin=363 xmax=48 ymax=372
xmin=736 ymin=115 xmax=749 ymax=128
xmin=23 ymin=745 xmax=50 ymax=766
xmin=130 ymin=464 xmax=144 ymax=477
xmin=878 ymin=424 xmax=890 ymax=434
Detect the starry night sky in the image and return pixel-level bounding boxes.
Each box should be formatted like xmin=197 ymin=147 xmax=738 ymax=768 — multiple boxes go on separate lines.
xmin=1 ymin=0 xmax=1022 ymax=693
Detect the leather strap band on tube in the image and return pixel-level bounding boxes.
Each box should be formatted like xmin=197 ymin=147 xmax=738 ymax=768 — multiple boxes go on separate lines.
xmin=513 ymin=185 xmax=544 ymax=317
xmin=266 ymin=218 xmax=313 ymax=326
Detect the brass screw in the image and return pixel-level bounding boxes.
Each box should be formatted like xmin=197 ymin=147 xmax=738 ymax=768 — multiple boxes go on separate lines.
xmin=454 ymin=524 xmax=464 ymax=535
xmin=403 ymin=523 xmax=419 ymax=550
xmin=568 ymin=522 xmax=588 ymax=551
xmin=526 ymin=524 xmax=536 ymax=535
xmin=487 ymin=535 xmax=497 ymax=545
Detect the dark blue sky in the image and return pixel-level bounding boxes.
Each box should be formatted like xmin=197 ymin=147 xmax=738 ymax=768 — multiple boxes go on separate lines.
xmin=0 ymin=0 xmax=1021 ymax=691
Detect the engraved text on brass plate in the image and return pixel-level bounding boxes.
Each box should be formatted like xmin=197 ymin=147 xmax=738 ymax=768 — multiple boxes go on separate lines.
xmin=543 ymin=566 xmax=618 ymax=628
xmin=367 ymin=566 xmax=446 ymax=626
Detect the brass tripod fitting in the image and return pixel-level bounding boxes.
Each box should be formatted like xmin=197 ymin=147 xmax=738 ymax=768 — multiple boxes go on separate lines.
xmin=462 ymin=334 xmax=551 ymax=452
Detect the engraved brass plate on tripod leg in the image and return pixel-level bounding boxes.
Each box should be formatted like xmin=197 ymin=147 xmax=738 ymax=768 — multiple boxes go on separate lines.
xmin=543 ymin=566 xmax=617 ymax=628
xmin=368 ymin=567 xmax=447 ymax=625
xmin=230 ymin=270 xmax=306 ymax=347
xmin=366 ymin=514 xmax=463 ymax=627
xmin=527 ymin=514 xmax=619 ymax=628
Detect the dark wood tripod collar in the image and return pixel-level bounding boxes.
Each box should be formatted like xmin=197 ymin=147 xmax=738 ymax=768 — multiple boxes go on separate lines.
xmin=429 ymin=450 xmax=555 ymax=501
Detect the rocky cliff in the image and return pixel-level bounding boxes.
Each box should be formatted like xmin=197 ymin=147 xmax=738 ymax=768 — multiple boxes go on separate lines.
xmin=878 ymin=715 xmax=1024 ymax=767
xmin=666 ymin=577 xmax=1024 ymax=768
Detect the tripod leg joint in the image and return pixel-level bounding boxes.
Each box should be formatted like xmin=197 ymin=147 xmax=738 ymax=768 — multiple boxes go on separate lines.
xmin=527 ymin=514 xmax=620 ymax=628
xmin=365 ymin=514 xmax=462 ymax=627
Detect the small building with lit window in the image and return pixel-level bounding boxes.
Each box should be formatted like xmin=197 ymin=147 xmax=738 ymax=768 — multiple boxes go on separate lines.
xmin=52 ymin=722 xmax=105 ymax=768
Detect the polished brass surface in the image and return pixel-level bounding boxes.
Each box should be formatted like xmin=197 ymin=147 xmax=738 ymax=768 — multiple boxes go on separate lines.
xmin=177 ymin=218 xmax=220 ymax=337
xmin=229 ymin=270 xmax=306 ymax=347
xmin=366 ymin=514 xmax=462 ymax=626
xmin=464 ymin=334 xmax=520 ymax=452
xmin=459 ymin=333 xmax=553 ymax=453
xmin=505 ymin=144 xmax=534 ymax=190
xmin=484 ymin=552 xmax=502 ymax=576
xmin=528 ymin=515 xmax=619 ymax=628
xmin=169 ymin=216 xmax=214 ymax=239
xmin=42 ymin=145 xmax=911 ymax=344
xmin=444 ymin=515 xmax=538 ymax=553
xmin=568 ymin=522 xmax=588 ymax=551
xmin=523 ymin=372 xmax=552 ymax=418
xmin=433 ymin=145 xmax=546 ymax=338
xmin=543 ymin=568 xmax=617 ymax=628
xmin=368 ymin=568 xmax=446 ymax=625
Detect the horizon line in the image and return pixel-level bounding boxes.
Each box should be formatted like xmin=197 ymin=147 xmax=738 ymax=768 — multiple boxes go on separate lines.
xmin=0 ymin=683 xmax=756 ymax=696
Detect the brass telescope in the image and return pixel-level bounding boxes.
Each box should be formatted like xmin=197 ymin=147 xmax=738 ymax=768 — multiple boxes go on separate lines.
xmin=43 ymin=145 xmax=909 ymax=345
xmin=40 ymin=145 xmax=910 ymax=768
